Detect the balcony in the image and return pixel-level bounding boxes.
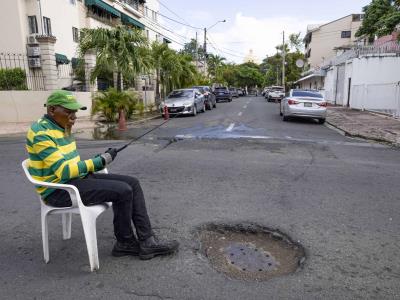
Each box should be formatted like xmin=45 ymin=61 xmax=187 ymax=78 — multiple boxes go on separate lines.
xmin=119 ymin=0 xmax=144 ymax=17
xmin=87 ymin=9 xmax=122 ymax=27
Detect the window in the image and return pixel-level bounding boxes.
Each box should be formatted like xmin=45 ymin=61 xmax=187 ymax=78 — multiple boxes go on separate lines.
xmin=43 ymin=17 xmax=52 ymax=36
xmin=341 ymin=31 xmax=351 ymax=38
xmin=28 ymin=16 xmax=38 ymax=34
xmin=145 ymin=6 xmax=149 ymax=17
xmin=70 ymin=0 xmax=76 ymax=4
xmin=72 ymin=27 xmax=79 ymax=42
xmin=146 ymin=29 xmax=149 ymax=40
xmin=152 ymin=11 xmax=157 ymax=21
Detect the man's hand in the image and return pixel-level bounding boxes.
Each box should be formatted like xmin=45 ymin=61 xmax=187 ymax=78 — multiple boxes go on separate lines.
xmin=100 ymin=148 xmax=118 ymax=166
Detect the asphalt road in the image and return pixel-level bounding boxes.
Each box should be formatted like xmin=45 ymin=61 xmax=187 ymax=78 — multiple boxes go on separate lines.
xmin=1 ymin=96 xmax=400 ymax=299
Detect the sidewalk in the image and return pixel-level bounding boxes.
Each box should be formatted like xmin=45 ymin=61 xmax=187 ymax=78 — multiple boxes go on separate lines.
xmin=327 ymin=107 xmax=400 ymax=146
xmin=0 ymin=113 xmax=161 ymax=136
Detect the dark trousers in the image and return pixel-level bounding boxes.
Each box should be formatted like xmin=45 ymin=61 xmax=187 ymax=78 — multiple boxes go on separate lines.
xmin=45 ymin=173 xmax=153 ymax=242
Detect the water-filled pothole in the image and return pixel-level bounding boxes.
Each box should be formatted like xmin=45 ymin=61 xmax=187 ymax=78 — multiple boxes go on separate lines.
xmin=196 ymin=223 xmax=306 ymax=281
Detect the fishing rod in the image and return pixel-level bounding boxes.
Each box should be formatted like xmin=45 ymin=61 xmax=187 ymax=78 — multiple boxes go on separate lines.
xmin=116 ymin=110 xmax=183 ymax=153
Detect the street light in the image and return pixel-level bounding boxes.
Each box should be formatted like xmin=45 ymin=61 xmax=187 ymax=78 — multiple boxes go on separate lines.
xmin=203 ymin=20 xmax=226 ymax=74
xmin=204 ymin=19 xmax=226 ymax=54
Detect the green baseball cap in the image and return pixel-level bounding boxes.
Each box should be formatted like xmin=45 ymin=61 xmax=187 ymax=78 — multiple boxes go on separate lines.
xmin=45 ymin=90 xmax=87 ymax=110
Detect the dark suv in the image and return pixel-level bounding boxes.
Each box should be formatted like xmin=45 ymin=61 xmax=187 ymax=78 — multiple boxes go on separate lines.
xmin=213 ymin=86 xmax=232 ymax=102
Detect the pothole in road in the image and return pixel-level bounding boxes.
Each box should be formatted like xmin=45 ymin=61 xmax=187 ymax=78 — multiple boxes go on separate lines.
xmin=196 ymin=223 xmax=306 ymax=281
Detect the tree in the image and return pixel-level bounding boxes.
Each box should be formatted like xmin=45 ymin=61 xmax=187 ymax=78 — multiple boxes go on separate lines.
xmin=207 ymin=54 xmax=226 ymax=79
xmin=79 ymin=26 xmax=151 ymax=92
xmin=79 ymin=26 xmax=151 ymax=127
xmin=356 ymin=0 xmax=400 ymax=40
xmin=289 ymin=32 xmax=304 ymax=52
xmin=180 ymin=38 xmax=205 ymax=61
xmin=150 ymin=41 xmax=169 ymax=102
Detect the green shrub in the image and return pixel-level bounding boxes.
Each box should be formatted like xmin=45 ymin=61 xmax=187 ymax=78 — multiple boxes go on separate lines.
xmin=147 ymin=103 xmax=156 ymax=113
xmin=135 ymin=102 xmax=145 ymax=116
xmin=92 ymin=88 xmax=138 ymax=122
xmin=0 ymin=68 xmax=28 ymax=90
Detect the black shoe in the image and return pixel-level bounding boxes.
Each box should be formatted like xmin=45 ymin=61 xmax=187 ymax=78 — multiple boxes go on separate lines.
xmin=139 ymin=236 xmax=179 ymax=260
xmin=112 ymin=240 xmax=140 ymax=257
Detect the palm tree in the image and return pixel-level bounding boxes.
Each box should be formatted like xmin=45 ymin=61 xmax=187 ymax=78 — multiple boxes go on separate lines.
xmin=79 ymin=25 xmax=151 ymax=128
xmin=150 ymin=41 xmax=169 ymax=102
xmin=207 ymin=54 xmax=226 ymax=79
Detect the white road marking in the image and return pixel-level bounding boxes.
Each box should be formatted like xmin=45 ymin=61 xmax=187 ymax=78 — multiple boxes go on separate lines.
xmin=243 ymin=105 xmax=247 ymax=109
xmin=226 ymin=123 xmax=235 ymax=132
xmin=238 ymin=112 xmax=242 ymax=116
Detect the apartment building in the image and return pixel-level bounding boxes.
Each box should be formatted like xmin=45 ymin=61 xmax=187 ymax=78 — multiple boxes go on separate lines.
xmin=303 ymin=14 xmax=364 ymax=68
xmin=0 ymin=0 xmax=167 ymax=96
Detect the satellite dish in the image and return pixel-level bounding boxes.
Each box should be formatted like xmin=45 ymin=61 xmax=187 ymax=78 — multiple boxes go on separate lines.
xmin=296 ymin=59 xmax=305 ymax=68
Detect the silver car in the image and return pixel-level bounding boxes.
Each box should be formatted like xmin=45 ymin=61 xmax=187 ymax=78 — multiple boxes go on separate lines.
xmin=160 ymin=88 xmax=206 ymax=117
xmin=280 ymin=89 xmax=327 ymax=124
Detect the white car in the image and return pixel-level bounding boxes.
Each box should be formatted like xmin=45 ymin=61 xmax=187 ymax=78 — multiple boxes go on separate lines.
xmin=160 ymin=89 xmax=206 ymax=117
xmin=280 ymin=89 xmax=327 ymax=124
xmin=267 ymin=86 xmax=285 ymax=102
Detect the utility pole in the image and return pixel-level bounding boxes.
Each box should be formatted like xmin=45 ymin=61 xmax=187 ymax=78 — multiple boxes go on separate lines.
xmin=203 ymin=27 xmax=207 ymax=75
xmin=282 ymin=30 xmax=286 ymax=90
xmin=195 ymin=32 xmax=198 ymax=69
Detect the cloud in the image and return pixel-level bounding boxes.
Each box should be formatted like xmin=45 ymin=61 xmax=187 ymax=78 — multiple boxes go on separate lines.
xmin=206 ymin=13 xmax=327 ymax=63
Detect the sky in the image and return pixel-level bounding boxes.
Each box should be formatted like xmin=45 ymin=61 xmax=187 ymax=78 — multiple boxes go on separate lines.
xmin=158 ymin=0 xmax=371 ymax=64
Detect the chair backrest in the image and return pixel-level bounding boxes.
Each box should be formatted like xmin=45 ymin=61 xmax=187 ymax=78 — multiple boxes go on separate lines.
xmin=22 ymin=159 xmax=40 ymax=186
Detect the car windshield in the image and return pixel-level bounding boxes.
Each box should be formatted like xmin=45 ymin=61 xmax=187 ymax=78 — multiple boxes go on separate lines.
xmin=271 ymin=87 xmax=284 ymax=91
xmin=215 ymin=87 xmax=227 ymax=91
xmin=168 ymin=90 xmax=193 ymax=99
xmin=292 ymin=90 xmax=323 ymax=99
xmin=229 ymin=88 xmax=235 ymax=91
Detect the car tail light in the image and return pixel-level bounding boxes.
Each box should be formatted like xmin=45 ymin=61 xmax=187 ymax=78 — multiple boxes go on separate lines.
xmin=318 ymin=102 xmax=327 ymax=107
xmin=287 ymin=99 xmax=299 ymax=105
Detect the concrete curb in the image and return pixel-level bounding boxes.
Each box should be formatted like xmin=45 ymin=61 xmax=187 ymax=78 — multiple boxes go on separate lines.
xmin=326 ymin=120 xmax=399 ymax=147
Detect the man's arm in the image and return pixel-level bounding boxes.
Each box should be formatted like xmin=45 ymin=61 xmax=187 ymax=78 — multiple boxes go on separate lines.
xmin=31 ymin=134 xmax=104 ymax=181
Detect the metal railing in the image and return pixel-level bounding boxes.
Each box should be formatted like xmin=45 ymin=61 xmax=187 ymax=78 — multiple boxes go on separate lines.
xmin=0 ymin=53 xmax=45 ymax=91
xmin=355 ymin=43 xmax=400 ymax=56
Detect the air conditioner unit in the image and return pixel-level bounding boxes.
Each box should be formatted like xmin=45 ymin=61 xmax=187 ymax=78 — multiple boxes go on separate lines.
xmin=27 ymin=45 xmax=41 ymax=57
xmin=27 ymin=34 xmax=39 ymax=45
xmin=28 ymin=57 xmax=41 ymax=68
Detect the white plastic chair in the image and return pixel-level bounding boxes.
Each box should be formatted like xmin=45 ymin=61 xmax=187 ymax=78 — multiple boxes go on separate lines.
xmin=22 ymin=159 xmax=111 ymax=272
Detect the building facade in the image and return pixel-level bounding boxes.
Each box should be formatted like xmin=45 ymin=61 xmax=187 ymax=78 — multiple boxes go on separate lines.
xmin=0 ymin=0 xmax=168 ymax=103
xmin=303 ymin=14 xmax=364 ymax=68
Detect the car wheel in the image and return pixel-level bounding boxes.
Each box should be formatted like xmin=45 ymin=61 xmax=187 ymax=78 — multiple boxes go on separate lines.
xmin=192 ymin=105 xmax=197 ymax=116
xmin=282 ymin=114 xmax=289 ymax=121
xmin=318 ymin=118 xmax=326 ymax=124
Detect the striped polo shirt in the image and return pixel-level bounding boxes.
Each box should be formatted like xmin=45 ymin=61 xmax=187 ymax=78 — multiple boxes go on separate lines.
xmin=26 ymin=115 xmax=104 ymax=199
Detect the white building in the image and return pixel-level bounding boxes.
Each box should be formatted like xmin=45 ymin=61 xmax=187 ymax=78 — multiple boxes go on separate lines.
xmin=0 ymin=0 xmax=168 ymax=102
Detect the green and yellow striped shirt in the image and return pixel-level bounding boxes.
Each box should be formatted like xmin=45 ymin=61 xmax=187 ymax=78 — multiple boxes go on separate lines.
xmin=26 ymin=115 xmax=104 ymax=199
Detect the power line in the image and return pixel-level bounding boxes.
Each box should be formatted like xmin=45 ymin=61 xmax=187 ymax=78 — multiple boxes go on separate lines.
xmin=154 ymin=1 xmax=202 ymax=30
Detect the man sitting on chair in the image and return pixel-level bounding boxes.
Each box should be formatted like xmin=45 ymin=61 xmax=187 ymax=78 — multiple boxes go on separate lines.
xmin=25 ymin=90 xmax=179 ymax=260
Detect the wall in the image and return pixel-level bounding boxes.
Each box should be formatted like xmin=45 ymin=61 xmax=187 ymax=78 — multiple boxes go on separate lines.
xmin=0 ymin=91 xmax=92 ymax=122
xmin=349 ymin=55 xmax=400 ymax=115
xmin=0 ymin=0 xmax=27 ymax=53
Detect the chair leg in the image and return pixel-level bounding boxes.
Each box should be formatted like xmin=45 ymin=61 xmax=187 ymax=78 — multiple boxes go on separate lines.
xmin=80 ymin=212 xmax=100 ymax=272
xmin=62 ymin=213 xmax=72 ymax=240
xmin=41 ymin=210 xmax=50 ymax=263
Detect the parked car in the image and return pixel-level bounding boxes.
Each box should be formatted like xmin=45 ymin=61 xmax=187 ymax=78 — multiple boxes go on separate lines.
xmin=280 ymin=89 xmax=327 ymax=124
xmin=62 ymin=80 xmax=85 ymax=91
xmin=160 ymin=88 xmax=205 ymax=117
xmin=229 ymin=87 xmax=239 ymax=98
xmin=192 ymin=85 xmax=216 ymax=110
xmin=262 ymin=87 xmax=269 ymax=97
xmin=267 ymin=86 xmax=285 ymax=102
xmin=237 ymin=88 xmax=244 ymax=96
xmin=248 ymin=88 xmax=258 ymax=96
xmin=213 ymin=86 xmax=232 ymax=102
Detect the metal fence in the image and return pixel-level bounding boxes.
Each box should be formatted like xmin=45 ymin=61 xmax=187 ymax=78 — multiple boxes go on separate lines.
xmin=0 ymin=53 xmax=45 ymax=90
xmin=57 ymin=62 xmax=90 ymax=92
xmin=355 ymin=44 xmax=400 ymax=56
